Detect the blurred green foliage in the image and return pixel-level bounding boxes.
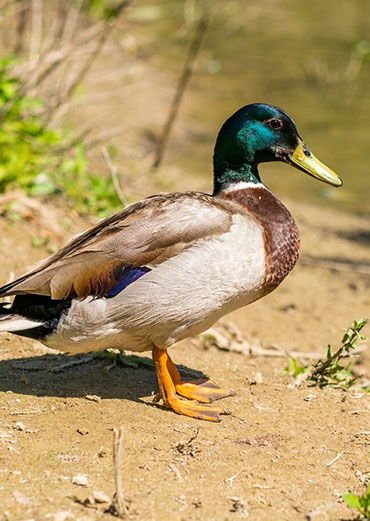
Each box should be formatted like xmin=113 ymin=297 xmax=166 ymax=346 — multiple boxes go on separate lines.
xmin=81 ymin=0 xmax=125 ymax=20
xmin=0 ymin=57 xmax=122 ymax=217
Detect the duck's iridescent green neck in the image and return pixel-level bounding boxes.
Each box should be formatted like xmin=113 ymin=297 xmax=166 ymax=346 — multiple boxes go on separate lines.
xmin=212 ymin=108 xmax=267 ymax=194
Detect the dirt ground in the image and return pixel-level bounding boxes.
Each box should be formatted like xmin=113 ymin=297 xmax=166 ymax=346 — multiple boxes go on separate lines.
xmin=0 ymin=197 xmax=369 ymax=521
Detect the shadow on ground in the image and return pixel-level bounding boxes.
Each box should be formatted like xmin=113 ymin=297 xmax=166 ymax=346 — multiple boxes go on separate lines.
xmin=0 ymin=352 xmax=206 ymax=404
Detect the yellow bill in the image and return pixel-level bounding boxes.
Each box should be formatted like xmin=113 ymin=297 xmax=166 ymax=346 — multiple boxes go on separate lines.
xmin=288 ymin=141 xmax=343 ymax=187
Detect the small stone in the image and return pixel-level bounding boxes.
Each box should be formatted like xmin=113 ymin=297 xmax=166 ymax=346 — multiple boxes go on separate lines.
xmin=77 ymin=428 xmax=89 ymax=436
xmin=92 ymin=490 xmax=110 ymax=503
xmin=14 ymin=421 xmax=26 ymax=431
xmin=229 ymin=496 xmax=248 ymax=517
xmin=96 ymin=448 xmax=107 ymax=458
xmin=72 ymin=473 xmax=88 ymax=486
xmin=13 ymin=490 xmax=32 ymax=505
xmin=53 ymin=512 xmax=73 ymax=521
xmin=84 ymin=394 xmax=101 ymax=403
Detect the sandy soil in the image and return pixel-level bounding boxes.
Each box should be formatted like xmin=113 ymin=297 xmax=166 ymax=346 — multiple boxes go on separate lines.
xmin=0 ymin=197 xmax=369 ymax=521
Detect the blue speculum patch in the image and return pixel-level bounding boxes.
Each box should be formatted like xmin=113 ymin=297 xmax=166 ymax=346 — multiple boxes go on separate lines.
xmin=106 ymin=266 xmax=151 ymax=298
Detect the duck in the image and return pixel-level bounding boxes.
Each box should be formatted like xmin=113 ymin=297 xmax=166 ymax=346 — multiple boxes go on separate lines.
xmin=0 ymin=103 xmax=342 ymax=422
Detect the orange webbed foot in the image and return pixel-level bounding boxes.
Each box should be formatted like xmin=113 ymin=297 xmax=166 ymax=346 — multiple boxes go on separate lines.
xmin=175 ymin=379 xmax=235 ymax=404
xmin=165 ymin=395 xmax=231 ymax=422
xmin=152 ymin=346 xmax=235 ymax=422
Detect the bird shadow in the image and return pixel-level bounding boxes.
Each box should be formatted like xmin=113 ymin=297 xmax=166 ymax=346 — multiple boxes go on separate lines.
xmin=0 ymin=352 xmax=206 ymax=406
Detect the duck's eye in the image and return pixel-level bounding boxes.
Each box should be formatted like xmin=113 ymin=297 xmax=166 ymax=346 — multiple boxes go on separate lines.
xmin=268 ymin=119 xmax=282 ymax=130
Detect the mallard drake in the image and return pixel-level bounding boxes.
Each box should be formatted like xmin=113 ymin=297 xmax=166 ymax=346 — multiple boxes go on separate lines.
xmin=0 ymin=104 xmax=342 ymax=422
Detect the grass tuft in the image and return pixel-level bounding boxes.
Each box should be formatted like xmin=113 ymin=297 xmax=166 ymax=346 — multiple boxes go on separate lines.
xmin=282 ymin=319 xmax=369 ymax=391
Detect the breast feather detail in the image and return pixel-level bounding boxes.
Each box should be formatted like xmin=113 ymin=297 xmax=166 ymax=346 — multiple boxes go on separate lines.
xmin=220 ymin=187 xmax=300 ymax=294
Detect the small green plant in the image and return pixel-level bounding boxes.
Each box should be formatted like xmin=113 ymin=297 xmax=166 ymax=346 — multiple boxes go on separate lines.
xmin=81 ymin=0 xmax=124 ymax=19
xmin=283 ymin=356 xmax=309 ymax=378
xmin=309 ymin=318 xmax=367 ymax=388
xmin=30 ymin=235 xmax=50 ymax=249
xmin=282 ymin=319 xmax=368 ymax=390
xmin=343 ymin=481 xmax=370 ymax=519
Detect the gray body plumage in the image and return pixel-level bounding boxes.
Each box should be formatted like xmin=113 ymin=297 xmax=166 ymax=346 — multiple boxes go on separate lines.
xmin=0 ymin=187 xmax=298 ymax=355
xmin=46 ymin=211 xmax=266 ymax=353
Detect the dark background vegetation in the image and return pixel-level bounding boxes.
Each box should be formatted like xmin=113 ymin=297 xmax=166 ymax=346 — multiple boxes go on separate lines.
xmin=0 ymin=0 xmax=369 ymax=217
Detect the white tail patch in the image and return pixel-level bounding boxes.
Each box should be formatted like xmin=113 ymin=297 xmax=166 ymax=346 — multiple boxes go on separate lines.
xmin=0 ymin=315 xmax=44 ymax=332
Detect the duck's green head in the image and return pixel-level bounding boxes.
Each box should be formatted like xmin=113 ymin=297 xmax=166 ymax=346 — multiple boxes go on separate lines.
xmin=213 ymin=103 xmax=342 ymax=194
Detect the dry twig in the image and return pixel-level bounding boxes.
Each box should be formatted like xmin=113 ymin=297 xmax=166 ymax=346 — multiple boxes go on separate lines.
xmin=200 ymin=320 xmax=351 ymax=361
xmin=173 ymin=427 xmax=200 ymax=456
xmin=52 ymin=354 xmax=94 ymax=373
xmin=45 ymin=0 xmax=133 ymax=124
xmin=153 ymin=9 xmax=210 ymax=169
xmin=29 ymin=0 xmax=43 ymax=63
xmin=14 ymin=0 xmax=29 ymax=54
xmin=110 ymin=427 xmax=128 ymax=518
xmin=102 ymin=146 xmax=126 ymax=206
xmin=0 ymin=1 xmax=133 ymax=127
xmin=60 ymin=0 xmax=83 ymax=44
xmin=326 ymin=451 xmax=344 ymax=467
xmin=224 ymin=469 xmax=248 ymax=488
xmin=168 ymin=463 xmax=182 ymax=481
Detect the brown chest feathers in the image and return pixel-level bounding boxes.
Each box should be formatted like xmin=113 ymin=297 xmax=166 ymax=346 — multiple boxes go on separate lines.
xmin=221 ymin=187 xmax=300 ymax=294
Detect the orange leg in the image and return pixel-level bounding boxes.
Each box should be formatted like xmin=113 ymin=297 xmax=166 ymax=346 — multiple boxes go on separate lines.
xmin=166 ymin=354 xmax=235 ymax=403
xmin=152 ymin=346 xmax=232 ymax=422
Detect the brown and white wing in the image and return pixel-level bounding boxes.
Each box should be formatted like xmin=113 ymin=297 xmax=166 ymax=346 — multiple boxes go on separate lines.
xmin=0 ymin=193 xmax=234 ymax=300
